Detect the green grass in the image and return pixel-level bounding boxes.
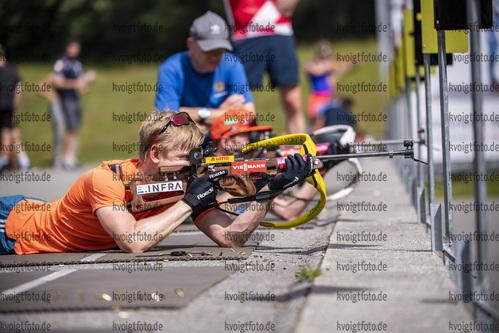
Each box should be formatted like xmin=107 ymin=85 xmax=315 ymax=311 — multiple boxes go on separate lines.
xmin=296 ymin=267 xmax=322 ymax=280
xmin=15 ymin=38 xmax=382 ymax=167
xmin=434 ymin=178 xmax=499 ymax=198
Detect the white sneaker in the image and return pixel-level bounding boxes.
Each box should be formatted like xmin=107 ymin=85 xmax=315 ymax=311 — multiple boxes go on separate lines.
xmin=18 ymin=152 xmax=30 ymax=171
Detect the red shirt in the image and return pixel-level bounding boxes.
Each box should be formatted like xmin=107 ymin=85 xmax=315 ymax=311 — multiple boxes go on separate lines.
xmin=224 ymin=0 xmax=294 ymax=41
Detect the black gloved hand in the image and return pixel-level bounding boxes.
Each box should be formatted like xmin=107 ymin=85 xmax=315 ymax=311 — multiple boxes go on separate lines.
xmin=325 ymin=139 xmax=350 ymax=169
xmin=181 ymin=169 xmax=228 ymax=213
xmin=327 ymin=138 xmax=350 ymax=154
xmin=269 ymin=153 xmax=313 ymax=191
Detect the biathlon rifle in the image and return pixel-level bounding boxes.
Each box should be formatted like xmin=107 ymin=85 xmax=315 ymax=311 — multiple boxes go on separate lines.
xmin=123 ymin=134 xmax=416 ymax=228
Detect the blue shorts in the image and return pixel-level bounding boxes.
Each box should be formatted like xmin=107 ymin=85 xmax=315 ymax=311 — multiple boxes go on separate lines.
xmin=0 ymin=195 xmax=46 ymax=255
xmin=233 ymin=35 xmax=299 ymax=89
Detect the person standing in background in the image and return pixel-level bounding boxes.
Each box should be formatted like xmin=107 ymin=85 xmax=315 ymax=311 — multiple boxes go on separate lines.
xmin=0 ymin=44 xmax=30 ymax=171
xmin=52 ymin=39 xmax=95 ymax=169
xmin=304 ymin=40 xmax=352 ymax=124
xmin=223 ymin=0 xmax=306 ymax=134
xmin=155 ymin=11 xmax=255 ymax=135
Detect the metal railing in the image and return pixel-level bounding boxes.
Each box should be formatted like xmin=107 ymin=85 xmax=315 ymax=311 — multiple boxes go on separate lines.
xmin=377 ymin=0 xmax=498 ymax=326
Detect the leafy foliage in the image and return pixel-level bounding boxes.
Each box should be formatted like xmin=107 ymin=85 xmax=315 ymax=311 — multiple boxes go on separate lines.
xmin=0 ymin=0 xmax=375 ymax=62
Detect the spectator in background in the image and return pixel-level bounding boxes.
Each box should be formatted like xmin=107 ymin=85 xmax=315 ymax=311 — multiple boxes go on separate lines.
xmin=304 ymin=40 xmax=352 ymax=124
xmin=224 ymin=0 xmax=306 ymax=134
xmin=0 ymin=44 xmax=30 ymax=171
xmin=155 ymin=11 xmax=255 ymax=135
xmin=52 ymin=39 xmax=96 ymax=169
xmin=312 ymin=97 xmax=355 ymax=132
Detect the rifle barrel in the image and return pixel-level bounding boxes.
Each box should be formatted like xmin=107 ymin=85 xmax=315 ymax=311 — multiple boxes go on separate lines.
xmin=316 ymin=149 xmax=414 ymax=160
xmin=351 ymin=139 xmax=424 ymax=147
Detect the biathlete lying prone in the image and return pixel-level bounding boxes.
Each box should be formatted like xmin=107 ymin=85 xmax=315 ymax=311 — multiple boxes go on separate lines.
xmin=208 ymin=109 xmax=350 ymax=221
xmin=0 ymin=111 xmax=313 ymax=255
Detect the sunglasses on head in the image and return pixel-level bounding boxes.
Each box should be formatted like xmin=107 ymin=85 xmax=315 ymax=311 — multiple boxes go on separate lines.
xmin=151 ymin=112 xmax=194 ymax=147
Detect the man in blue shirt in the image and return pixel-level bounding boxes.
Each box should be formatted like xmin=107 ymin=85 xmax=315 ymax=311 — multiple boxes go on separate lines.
xmin=155 ymin=11 xmax=255 ymax=134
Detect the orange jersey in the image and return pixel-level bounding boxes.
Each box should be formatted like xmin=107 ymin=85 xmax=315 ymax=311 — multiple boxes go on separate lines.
xmin=5 ymin=159 xmax=180 ymax=254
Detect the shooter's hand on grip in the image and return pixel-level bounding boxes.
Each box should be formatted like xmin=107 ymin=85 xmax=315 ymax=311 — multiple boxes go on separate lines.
xmin=269 ymin=153 xmax=313 ymax=191
xmin=325 ymin=139 xmax=350 ymax=169
xmin=181 ymin=169 xmax=228 ymax=213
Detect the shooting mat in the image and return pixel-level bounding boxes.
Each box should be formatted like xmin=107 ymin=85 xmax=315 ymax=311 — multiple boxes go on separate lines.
xmin=0 ymin=266 xmax=230 ymax=312
xmin=0 ymin=233 xmax=258 ymax=267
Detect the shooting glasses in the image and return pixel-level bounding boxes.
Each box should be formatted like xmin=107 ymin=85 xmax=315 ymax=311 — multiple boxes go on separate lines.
xmin=151 ymin=112 xmax=194 ymax=147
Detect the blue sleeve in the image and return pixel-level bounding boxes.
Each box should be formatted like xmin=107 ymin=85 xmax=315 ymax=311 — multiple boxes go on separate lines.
xmin=155 ymin=59 xmax=182 ymax=112
xmin=228 ymin=61 xmax=254 ymax=103
xmin=318 ymin=105 xmax=327 ymax=116
xmin=318 ymin=99 xmax=339 ymax=116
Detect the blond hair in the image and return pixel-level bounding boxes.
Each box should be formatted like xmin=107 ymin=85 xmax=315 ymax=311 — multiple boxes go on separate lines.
xmin=138 ymin=111 xmax=204 ymax=161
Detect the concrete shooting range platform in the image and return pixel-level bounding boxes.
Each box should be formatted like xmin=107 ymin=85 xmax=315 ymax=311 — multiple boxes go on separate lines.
xmin=0 ymin=159 xmax=474 ymax=332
